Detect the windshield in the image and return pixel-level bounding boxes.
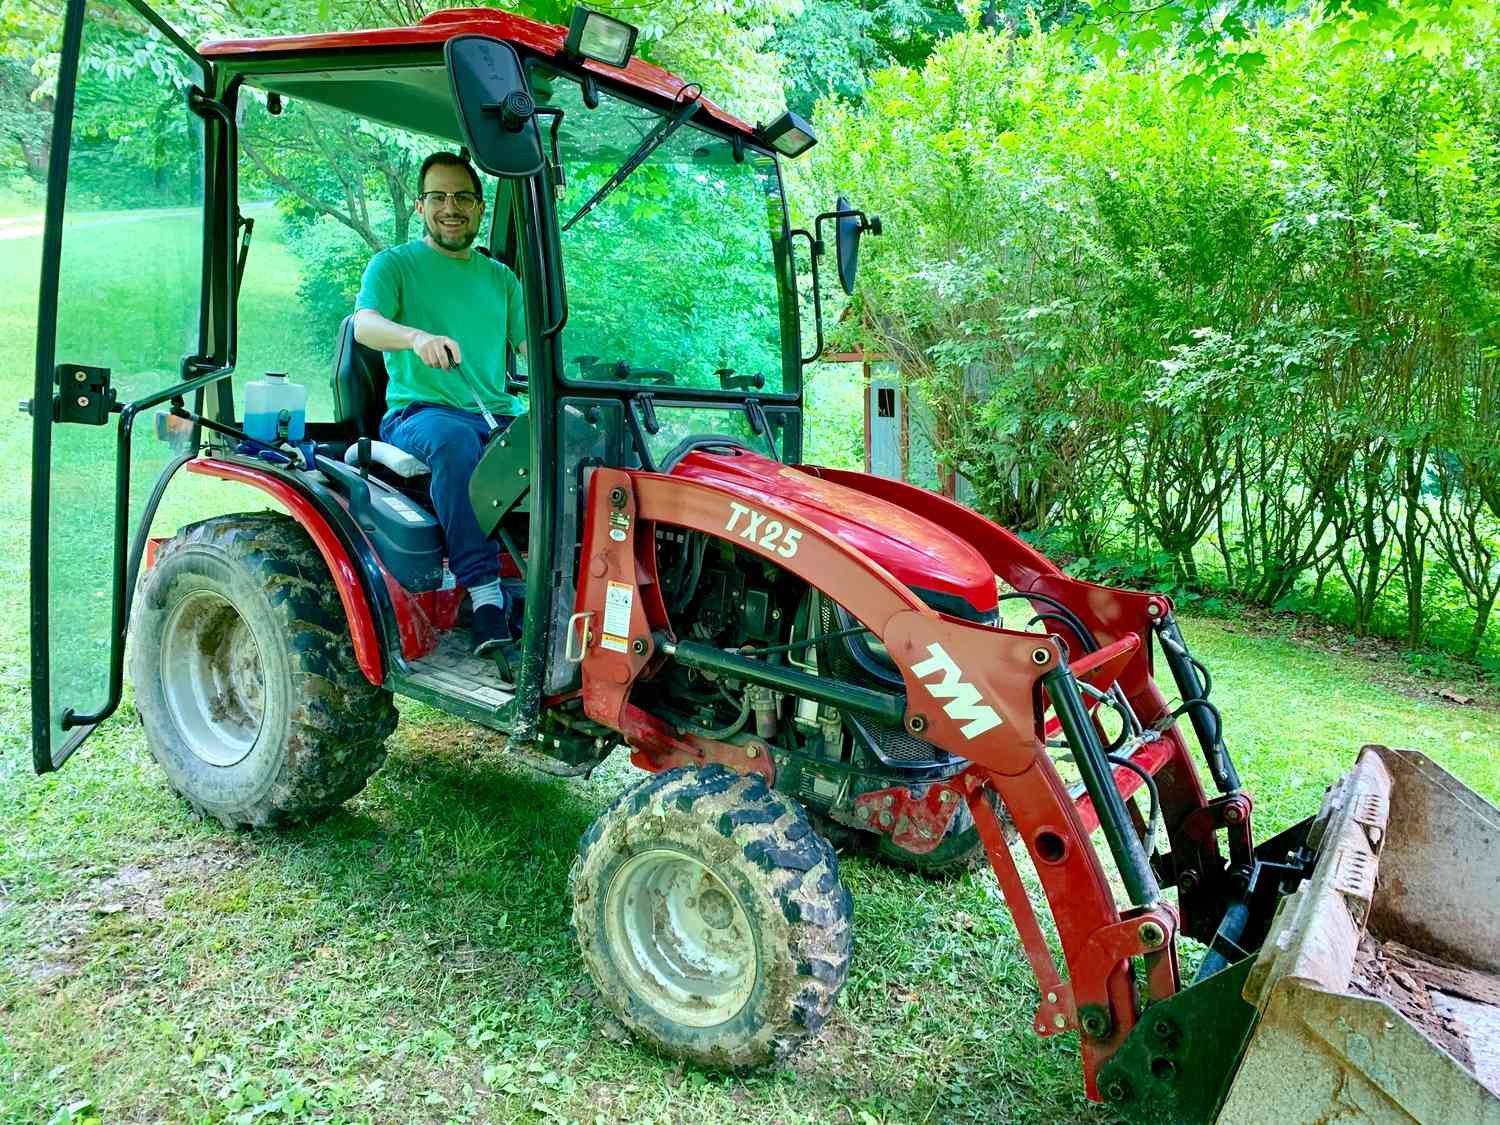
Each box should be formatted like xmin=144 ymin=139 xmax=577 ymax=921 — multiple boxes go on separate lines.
xmin=534 ymin=68 xmax=795 ymax=396
xmin=633 ymin=401 xmax=782 ymax=469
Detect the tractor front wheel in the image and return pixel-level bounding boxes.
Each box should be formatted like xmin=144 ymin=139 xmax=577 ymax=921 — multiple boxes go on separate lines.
xmin=129 ymin=513 xmax=396 ymax=828
xmin=571 ymin=766 xmax=852 ymax=1069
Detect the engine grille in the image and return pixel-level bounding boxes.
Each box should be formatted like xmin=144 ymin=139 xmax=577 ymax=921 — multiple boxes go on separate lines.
xmin=863 ymin=718 xmax=948 ymax=764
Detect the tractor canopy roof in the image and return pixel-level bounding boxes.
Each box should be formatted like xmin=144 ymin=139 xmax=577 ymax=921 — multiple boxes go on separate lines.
xmin=200 ymin=7 xmax=755 ymax=146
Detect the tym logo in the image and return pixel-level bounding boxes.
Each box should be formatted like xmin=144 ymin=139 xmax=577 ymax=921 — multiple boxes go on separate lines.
xmin=910 ymin=643 xmax=1003 ymax=739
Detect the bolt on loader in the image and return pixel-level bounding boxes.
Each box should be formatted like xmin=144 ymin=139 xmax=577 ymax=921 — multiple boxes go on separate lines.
xmin=26 ymin=2 xmax=1500 ymax=1119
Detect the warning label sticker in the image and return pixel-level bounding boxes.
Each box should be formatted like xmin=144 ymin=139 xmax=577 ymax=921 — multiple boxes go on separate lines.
xmin=601 ymin=580 xmax=633 ymax=653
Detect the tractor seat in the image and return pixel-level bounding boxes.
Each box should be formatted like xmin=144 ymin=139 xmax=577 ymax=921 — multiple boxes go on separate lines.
xmin=330 ymin=314 xmax=432 ymax=485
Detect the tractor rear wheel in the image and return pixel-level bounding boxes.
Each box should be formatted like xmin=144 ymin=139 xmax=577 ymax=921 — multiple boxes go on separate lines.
xmin=129 ymin=512 xmax=396 ymax=829
xmin=571 ymin=766 xmax=852 ymax=1069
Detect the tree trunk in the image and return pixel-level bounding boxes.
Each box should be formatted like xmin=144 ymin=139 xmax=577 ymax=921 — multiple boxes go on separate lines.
xmin=1466 ymin=596 xmax=1495 ymax=659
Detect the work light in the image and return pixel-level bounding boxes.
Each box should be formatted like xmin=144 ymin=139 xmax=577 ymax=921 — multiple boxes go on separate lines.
xmin=564 ymin=7 xmax=638 ymax=68
xmin=760 ymin=111 xmax=817 ymax=158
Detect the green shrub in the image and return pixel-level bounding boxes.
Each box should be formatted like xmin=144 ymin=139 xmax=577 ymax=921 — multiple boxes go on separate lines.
xmin=809 ymin=8 xmax=1500 ymax=663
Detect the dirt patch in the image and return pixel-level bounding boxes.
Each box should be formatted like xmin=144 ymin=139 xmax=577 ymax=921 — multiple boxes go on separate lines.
xmin=78 ymin=843 xmax=251 ymax=917
xmin=25 ymin=957 xmax=76 ymax=986
xmin=1211 ymin=607 xmax=1497 ymax=711
xmin=1350 ymin=935 xmax=1500 ymax=1093
xmin=10 ymin=841 xmax=253 ymax=994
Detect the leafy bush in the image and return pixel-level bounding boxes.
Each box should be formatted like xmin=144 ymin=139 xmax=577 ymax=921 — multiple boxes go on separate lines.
xmin=809 ymin=8 xmax=1500 ymax=662
xmin=280 ymin=208 xmax=393 ymax=342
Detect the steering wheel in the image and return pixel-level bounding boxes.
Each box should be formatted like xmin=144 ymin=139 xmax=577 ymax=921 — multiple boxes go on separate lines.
xmin=656 ymin=435 xmax=752 ymax=473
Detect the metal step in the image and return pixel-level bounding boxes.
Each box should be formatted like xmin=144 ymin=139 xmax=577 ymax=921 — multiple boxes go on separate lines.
xmin=400 ymin=629 xmax=514 ymax=714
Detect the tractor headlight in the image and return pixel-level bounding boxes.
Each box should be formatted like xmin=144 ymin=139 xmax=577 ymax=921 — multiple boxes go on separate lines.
xmin=565 ymin=7 xmax=638 ymax=68
xmin=760 ymin=111 xmax=817 ymax=158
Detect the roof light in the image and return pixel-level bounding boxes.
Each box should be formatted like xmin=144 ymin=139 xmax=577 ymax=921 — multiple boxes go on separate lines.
xmin=564 ymin=7 xmax=638 ymax=69
xmin=761 ymin=110 xmax=817 ymax=158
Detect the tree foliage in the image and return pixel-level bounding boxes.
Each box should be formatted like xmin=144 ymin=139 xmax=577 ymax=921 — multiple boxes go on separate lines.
xmin=771 ymin=0 xmax=965 ymax=116
xmin=810 ymin=6 xmax=1500 ymax=656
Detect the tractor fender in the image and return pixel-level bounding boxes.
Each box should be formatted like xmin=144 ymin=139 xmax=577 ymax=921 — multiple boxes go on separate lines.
xmin=185 ymin=458 xmax=386 ymax=686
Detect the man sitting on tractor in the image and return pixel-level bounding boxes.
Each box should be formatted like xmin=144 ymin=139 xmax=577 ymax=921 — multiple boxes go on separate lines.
xmin=352 ymin=151 xmax=526 ymax=657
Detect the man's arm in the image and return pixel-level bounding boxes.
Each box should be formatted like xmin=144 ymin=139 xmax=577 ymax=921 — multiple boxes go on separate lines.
xmin=353 ymin=308 xmax=463 ymax=370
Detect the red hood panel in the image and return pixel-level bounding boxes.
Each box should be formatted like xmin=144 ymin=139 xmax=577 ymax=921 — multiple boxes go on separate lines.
xmin=670 ymin=451 xmax=997 ymax=614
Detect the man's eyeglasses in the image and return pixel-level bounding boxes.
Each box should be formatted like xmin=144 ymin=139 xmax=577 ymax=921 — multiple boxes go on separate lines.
xmin=418 ymin=190 xmax=482 ymax=210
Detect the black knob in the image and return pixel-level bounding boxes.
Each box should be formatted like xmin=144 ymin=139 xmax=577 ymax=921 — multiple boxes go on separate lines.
xmin=499 ymin=91 xmax=534 ymax=132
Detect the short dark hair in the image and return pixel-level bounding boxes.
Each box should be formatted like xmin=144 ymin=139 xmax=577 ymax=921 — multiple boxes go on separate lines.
xmin=419 ymin=151 xmax=482 ymax=196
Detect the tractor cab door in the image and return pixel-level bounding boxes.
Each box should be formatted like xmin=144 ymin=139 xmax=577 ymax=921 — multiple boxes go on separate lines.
xmin=29 ymin=0 xmax=224 ymax=772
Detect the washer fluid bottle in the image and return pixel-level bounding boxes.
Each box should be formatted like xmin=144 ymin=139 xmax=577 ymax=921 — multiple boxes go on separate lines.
xmin=244 ymin=372 xmax=307 ymax=444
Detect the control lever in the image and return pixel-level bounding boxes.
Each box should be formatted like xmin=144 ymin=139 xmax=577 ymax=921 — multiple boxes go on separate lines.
xmin=442 ymin=346 xmax=502 ymax=435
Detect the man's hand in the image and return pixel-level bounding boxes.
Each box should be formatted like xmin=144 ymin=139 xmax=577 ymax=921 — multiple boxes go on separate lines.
xmin=411 ymin=331 xmax=462 ymax=369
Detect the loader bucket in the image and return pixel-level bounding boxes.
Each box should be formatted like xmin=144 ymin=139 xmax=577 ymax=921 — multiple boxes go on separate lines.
xmin=1218 ymin=745 xmax=1500 ymax=1123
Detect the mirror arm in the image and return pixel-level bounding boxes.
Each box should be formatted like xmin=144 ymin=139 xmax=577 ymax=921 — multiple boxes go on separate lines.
xmin=533 ymin=105 xmax=567 ymax=196
xmin=790 ymin=228 xmax=825 ymax=365
xmin=814 ymin=206 xmax=866 ymax=243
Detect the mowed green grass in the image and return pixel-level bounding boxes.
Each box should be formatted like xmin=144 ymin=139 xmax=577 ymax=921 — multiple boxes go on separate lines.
xmin=2 ymin=202 xmax=1499 ymax=1125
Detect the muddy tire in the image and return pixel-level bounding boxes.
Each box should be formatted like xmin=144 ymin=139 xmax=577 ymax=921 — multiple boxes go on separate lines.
xmin=129 ymin=512 xmax=396 ymax=829
xmin=571 ymin=766 xmax=852 ymax=1069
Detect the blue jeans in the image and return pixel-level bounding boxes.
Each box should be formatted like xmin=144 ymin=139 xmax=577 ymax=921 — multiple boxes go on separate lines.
xmin=380 ymin=402 xmax=514 ymax=590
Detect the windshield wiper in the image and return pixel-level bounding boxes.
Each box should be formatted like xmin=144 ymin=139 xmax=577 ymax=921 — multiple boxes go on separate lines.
xmin=563 ymin=90 xmax=703 ymax=232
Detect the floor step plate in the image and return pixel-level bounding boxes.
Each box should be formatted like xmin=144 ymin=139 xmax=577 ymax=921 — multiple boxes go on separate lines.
xmin=402 ymin=630 xmax=514 ymax=712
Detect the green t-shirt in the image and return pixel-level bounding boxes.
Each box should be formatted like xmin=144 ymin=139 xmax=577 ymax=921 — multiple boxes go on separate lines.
xmin=355 ymin=239 xmax=526 ymax=417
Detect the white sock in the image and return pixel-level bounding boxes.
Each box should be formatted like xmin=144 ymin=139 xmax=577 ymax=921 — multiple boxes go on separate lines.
xmin=469 ymin=579 xmax=503 ymax=611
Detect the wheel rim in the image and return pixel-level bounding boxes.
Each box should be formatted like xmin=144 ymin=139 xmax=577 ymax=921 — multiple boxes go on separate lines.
xmin=603 ymin=848 xmax=758 ymax=1028
xmin=160 ymin=589 xmax=264 ymax=767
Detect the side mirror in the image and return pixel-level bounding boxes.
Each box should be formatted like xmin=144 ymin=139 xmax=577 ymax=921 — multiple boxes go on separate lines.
xmin=834 ymin=195 xmax=861 ymax=296
xmin=446 ymin=35 xmax=544 ymax=178
xmin=794 ymin=198 xmax=883 ymax=363
xmin=824 ymin=195 xmax=882 ymax=296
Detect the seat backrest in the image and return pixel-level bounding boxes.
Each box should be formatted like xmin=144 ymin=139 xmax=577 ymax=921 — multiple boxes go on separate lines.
xmin=331 ymin=314 xmax=389 ymax=438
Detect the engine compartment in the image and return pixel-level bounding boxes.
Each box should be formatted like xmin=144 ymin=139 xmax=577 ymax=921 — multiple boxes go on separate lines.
xmin=637 ymin=527 xmax=995 ymax=867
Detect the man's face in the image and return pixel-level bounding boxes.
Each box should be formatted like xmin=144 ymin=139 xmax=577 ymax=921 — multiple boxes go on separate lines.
xmin=417 ymin=162 xmax=484 ymax=252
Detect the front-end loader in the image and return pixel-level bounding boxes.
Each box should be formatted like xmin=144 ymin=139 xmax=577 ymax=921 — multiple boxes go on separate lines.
xmin=27 ymin=2 xmax=1500 ymax=1118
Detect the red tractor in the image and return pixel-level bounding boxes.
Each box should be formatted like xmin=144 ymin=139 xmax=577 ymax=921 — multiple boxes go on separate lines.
xmin=28 ymin=2 xmax=1500 ymax=1119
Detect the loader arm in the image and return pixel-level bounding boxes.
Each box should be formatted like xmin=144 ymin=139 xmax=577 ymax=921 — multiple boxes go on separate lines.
xmin=571 ymin=465 xmax=1500 ymax=1121
xmin=573 ymin=467 xmax=1178 ymax=1095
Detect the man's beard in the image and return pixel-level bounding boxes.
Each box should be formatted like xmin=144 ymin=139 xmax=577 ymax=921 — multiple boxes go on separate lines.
xmin=426 ymin=213 xmax=477 ymax=251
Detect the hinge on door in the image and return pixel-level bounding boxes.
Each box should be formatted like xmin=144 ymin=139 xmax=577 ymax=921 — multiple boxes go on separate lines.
xmin=51 ymin=364 xmax=116 ymax=425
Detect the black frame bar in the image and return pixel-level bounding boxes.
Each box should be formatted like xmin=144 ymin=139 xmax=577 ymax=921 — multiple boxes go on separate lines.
xmin=1043 ymin=663 xmax=1160 ymax=907
xmin=29 ymin=0 xmax=88 ymax=772
xmin=30 ymin=0 xmax=223 ymax=771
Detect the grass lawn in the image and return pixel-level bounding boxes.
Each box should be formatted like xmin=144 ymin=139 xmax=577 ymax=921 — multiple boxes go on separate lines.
xmin=3 ymin=203 xmax=1498 ymax=1125
xmin=0 ymin=192 xmax=42 ymax=221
